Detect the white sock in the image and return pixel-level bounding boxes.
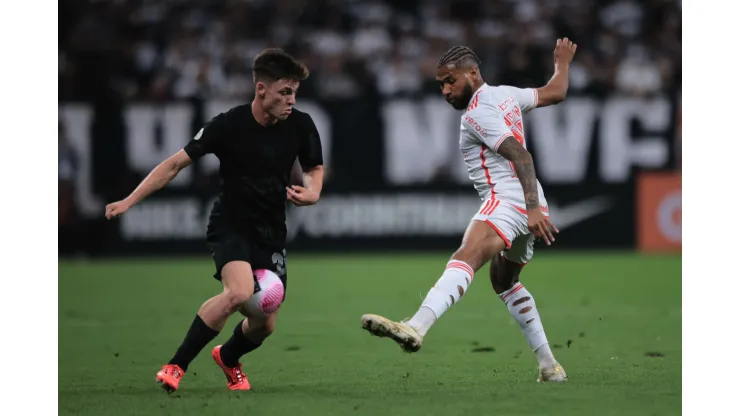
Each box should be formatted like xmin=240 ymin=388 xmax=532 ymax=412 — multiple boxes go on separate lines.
xmin=535 ymin=343 xmax=556 ymax=368
xmin=407 ymin=260 xmax=475 ymax=337
xmin=499 ymin=282 xmax=557 ymax=368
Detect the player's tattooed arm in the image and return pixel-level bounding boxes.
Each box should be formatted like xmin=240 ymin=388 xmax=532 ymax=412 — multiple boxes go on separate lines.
xmin=496 ymin=137 xmax=539 ymax=210
xmin=496 ymin=137 xmax=559 ymax=244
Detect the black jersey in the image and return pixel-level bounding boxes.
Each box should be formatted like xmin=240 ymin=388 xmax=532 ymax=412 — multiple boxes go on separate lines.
xmin=183 ymin=104 xmax=323 ymax=250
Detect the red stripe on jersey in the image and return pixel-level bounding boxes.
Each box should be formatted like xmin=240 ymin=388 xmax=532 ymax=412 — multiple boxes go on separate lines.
xmin=479 ymin=193 xmax=500 ymax=216
xmin=480 ymin=144 xmax=493 ymax=185
xmin=479 ymin=199 xmax=493 ymax=215
xmin=512 ymin=128 xmax=524 ymax=145
xmin=484 ymin=199 xmax=500 ymax=216
xmin=467 ymin=91 xmax=482 ymax=112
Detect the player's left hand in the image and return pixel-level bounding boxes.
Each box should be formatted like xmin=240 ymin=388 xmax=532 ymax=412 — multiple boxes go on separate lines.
xmin=286 ymin=185 xmax=320 ymax=206
xmin=527 ymin=210 xmax=559 ymax=246
xmin=553 ymin=37 xmax=577 ymax=68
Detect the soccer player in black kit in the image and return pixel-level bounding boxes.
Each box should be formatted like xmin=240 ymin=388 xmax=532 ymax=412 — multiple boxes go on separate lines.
xmin=105 ymin=49 xmax=324 ymax=393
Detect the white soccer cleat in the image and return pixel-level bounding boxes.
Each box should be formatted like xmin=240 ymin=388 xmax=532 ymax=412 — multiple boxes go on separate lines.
xmin=361 ymin=314 xmax=423 ymax=353
xmin=537 ymin=363 xmax=568 ymax=382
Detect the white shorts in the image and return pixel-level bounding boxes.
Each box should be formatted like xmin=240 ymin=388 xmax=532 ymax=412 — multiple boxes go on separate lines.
xmin=471 ymin=196 xmax=550 ymax=265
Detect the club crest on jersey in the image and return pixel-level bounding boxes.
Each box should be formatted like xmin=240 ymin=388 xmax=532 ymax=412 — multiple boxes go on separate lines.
xmin=464 ymin=114 xmax=487 ymax=137
xmin=193 ymin=128 xmax=204 ymax=141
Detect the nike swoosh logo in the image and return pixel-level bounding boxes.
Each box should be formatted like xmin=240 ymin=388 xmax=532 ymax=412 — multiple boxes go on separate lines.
xmin=547 ymin=196 xmax=614 ymax=230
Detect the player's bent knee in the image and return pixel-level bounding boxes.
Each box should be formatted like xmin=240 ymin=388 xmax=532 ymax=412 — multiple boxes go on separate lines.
xmin=224 ymin=288 xmax=253 ymax=312
xmin=220 ymin=261 xmax=256 ymax=311
xmin=261 ymin=317 xmax=277 ymax=337
xmin=489 ymin=255 xmax=523 ymax=295
xmin=259 ymin=311 xmax=278 ymax=335
xmin=454 ymin=241 xmax=497 ymax=265
xmin=243 ymin=313 xmax=277 ymax=341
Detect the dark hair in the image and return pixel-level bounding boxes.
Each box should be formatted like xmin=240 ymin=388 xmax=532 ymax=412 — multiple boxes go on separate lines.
xmin=252 ymin=48 xmax=309 ymax=83
xmin=437 ymin=46 xmax=481 ymax=68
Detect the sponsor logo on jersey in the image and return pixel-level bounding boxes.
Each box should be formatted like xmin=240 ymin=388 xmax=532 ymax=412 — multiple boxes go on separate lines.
xmin=464 ymin=114 xmax=487 ymax=137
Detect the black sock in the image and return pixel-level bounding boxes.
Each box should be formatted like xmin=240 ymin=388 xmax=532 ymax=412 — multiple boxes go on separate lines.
xmin=220 ymin=319 xmax=263 ymax=368
xmin=168 ymin=315 xmax=220 ymax=371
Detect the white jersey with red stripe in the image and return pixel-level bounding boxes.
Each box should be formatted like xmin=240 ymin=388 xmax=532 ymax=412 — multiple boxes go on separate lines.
xmin=459 ymin=83 xmax=547 ymax=209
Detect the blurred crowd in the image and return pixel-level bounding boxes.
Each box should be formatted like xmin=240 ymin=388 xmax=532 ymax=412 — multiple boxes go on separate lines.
xmin=59 ymin=0 xmax=682 ymax=102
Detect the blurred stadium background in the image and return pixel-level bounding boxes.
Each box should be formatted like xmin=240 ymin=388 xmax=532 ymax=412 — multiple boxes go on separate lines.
xmin=58 ymin=0 xmax=682 ymax=414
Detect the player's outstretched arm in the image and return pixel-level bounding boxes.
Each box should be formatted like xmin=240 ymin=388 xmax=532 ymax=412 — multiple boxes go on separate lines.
xmin=105 ymin=150 xmax=193 ymax=219
xmin=497 ymin=137 xmax=558 ymax=244
xmin=535 ymin=38 xmax=577 ymax=108
xmin=287 ymin=165 xmax=323 ymax=207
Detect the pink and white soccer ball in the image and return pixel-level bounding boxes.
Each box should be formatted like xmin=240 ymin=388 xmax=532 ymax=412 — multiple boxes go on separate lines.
xmin=245 ymin=269 xmax=285 ymax=318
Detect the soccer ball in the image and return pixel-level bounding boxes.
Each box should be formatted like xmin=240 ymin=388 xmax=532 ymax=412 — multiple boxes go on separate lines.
xmin=244 ymin=269 xmax=285 ymax=319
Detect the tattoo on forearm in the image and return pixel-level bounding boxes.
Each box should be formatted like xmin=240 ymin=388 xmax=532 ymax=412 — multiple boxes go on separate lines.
xmin=497 ymin=137 xmax=539 ymax=210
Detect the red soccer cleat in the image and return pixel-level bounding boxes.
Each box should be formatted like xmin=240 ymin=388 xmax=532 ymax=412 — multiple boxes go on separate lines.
xmin=155 ymin=364 xmax=185 ymax=393
xmin=211 ymin=345 xmax=251 ymax=391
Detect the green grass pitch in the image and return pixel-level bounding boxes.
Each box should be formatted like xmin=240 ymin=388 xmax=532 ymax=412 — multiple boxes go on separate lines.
xmin=59 ymin=252 xmax=681 ymax=415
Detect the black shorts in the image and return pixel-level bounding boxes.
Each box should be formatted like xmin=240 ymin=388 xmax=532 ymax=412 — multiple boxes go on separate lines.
xmin=206 ymin=214 xmax=288 ymax=297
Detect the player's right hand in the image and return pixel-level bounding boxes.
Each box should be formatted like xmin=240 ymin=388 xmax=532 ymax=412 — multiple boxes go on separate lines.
xmin=527 ymin=210 xmax=559 ymax=246
xmin=105 ymin=200 xmax=131 ymax=220
xmin=554 ymin=38 xmax=577 ymax=67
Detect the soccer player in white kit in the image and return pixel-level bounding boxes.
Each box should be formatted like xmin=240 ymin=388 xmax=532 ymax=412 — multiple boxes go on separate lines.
xmin=362 ymin=38 xmax=578 ymax=382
